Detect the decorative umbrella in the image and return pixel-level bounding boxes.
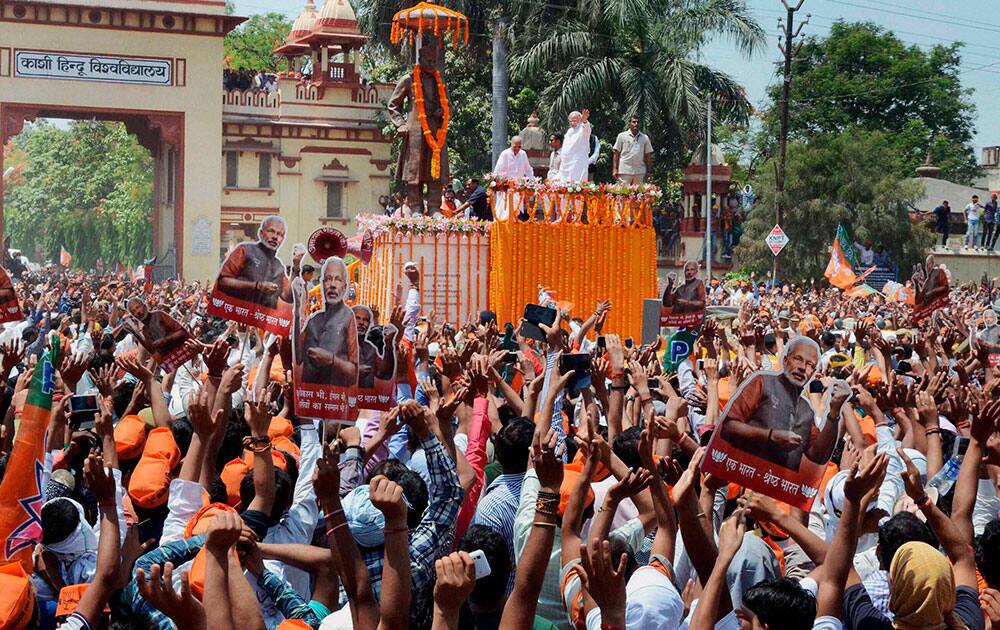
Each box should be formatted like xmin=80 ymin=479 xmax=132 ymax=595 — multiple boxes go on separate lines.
xmin=390 ymin=2 xmax=469 ymax=48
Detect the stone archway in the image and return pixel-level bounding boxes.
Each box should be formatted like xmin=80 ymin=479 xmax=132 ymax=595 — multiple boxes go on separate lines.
xmin=1 ymin=103 xmax=184 ymax=276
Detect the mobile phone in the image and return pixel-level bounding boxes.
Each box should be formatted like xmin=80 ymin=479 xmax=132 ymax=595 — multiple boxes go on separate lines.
xmin=696 ymin=359 xmax=704 ymax=370
xmin=520 ymin=303 xmax=557 ymax=342
xmin=559 ymin=353 xmax=593 ymax=391
xmin=69 ymin=394 xmax=99 ymax=429
xmin=469 ymin=549 xmax=492 ymax=580
xmin=597 ymin=335 xmax=606 ymax=349
xmin=624 ymin=337 xmax=634 ymax=349
xmin=501 ymin=351 xmax=518 ymax=364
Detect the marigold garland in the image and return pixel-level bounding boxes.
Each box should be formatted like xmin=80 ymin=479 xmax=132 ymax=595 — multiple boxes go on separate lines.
xmin=412 ymin=63 xmax=449 ymax=179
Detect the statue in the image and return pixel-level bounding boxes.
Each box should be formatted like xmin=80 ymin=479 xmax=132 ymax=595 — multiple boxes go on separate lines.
xmin=387 ymin=39 xmax=449 ymax=215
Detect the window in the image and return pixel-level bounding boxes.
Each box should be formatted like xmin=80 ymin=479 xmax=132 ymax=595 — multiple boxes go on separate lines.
xmin=258 ymin=153 xmax=271 ymax=189
xmin=225 ymin=151 xmax=239 ymax=187
xmin=326 ymin=182 xmax=343 ymax=218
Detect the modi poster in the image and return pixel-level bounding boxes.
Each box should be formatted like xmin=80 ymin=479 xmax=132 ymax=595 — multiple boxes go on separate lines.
xmin=291 ymin=257 xmax=397 ymax=423
xmin=700 ymin=338 xmax=845 ymax=510
xmin=911 ymin=256 xmax=950 ymax=322
xmin=121 ymin=297 xmax=198 ymax=372
xmin=207 ymin=216 xmax=294 ymax=336
xmin=975 ymin=311 xmax=1000 ymax=367
xmin=0 ymin=267 xmax=22 ymax=325
xmin=660 ymin=262 xmax=706 ymax=328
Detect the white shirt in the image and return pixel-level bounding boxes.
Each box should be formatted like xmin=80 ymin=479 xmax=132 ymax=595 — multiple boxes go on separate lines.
xmin=493 ymin=147 xmax=534 ymax=181
xmin=547 ymin=149 xmax=562 ymax=181
xmin=967 ymin=202 xmax=981 ymax=221
xmin=558 ymin=121 xmax=591 ymax=182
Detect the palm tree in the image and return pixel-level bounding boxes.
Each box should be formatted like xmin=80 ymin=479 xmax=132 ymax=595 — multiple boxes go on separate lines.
xmin=511 ymin=0 xmax=764 ymax=161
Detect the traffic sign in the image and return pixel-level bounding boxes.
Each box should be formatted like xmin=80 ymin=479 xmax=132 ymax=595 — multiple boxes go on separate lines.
xmin=766 ymin=224 xmax=789 ymax=256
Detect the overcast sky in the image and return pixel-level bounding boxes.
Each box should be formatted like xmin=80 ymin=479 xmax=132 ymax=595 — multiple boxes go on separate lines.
xmin=234 ymin=0 xmax=1000 ymax=161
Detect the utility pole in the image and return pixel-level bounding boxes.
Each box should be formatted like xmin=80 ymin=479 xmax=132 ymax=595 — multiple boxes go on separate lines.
xmin=774 ymin=0 xmax=808 ymax=283
xmin=705 ymin=96 xmax=712 ymax=281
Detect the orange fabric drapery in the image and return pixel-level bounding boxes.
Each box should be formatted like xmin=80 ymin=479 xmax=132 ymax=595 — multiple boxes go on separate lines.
xmin=487 ymin=186 xmax=659 ymax=340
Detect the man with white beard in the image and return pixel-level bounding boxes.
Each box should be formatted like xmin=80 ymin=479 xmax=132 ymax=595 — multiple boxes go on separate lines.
xmin=557 ymin=109 xmax=592 ymax=183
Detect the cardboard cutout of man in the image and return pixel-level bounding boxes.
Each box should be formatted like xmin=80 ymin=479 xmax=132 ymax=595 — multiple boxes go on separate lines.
xmin=123 ymin=297 xmax=194 ymax=369
xmin=718 ymin=337 xmax=849 ymax=470
xmin=293 ymin=257 xmax=358 ymax=387
xmin=352 ymin=305 xmax=397 ymax=389
xmin=216 ymin=216 xmax=302 ymax=309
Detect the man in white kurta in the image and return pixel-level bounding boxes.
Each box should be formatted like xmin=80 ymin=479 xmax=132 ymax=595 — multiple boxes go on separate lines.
xmin=557 ymin=109 xmax=592 ymax=183
xmin=493 ymin=136 xmax=535 ymax=181
xmin=492 ymin=136 xmax=535 ymax=219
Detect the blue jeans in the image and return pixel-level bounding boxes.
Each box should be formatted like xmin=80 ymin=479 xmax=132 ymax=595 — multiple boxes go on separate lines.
xmin=966 ymin=220 xmax=980 ymax=247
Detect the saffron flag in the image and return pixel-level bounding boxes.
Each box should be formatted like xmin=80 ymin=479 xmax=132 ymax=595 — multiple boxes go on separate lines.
xmin=59 ymin=246 xmax=72 ymax=268
xmin=0 ymin=339 xmax=59 ymax=572
xmin=824 ymin=230 xmax=858 ymax=290
xmin=836 ymin=224 xmax=859 ymax=269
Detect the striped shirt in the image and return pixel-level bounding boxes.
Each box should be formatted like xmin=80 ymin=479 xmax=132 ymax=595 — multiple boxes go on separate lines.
xmin=473 ymin=472 xmax=526 ymax=593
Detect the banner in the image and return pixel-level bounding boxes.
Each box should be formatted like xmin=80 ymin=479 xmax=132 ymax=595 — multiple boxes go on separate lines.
xmin=881 ymin=280 xmax=914 ymax=305
xmin=122 ymin=298 xmax=198 ymax=372
xmin=701 ymin=339 xmax=843 ymax=510
xmin=0 ymin=267 xmax=23 ymax=325
xmin=660 ymin=262 xmax=706 ymax=328
xmin=207 ymin=216 xmax=294 ymax=336
xmin=0 ymin=340 xmax=58 ymax=572
xmin=975 ymin=311 xmax=1000 ymax=367
xmin=911 ymin=256 xmax=950 ymax=322
xmin=292 ymin=258 xmax=397 ymax=423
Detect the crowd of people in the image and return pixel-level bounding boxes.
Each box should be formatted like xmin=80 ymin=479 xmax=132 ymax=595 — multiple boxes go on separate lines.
xmin=926 ymin=193 xmax=1000 ymax=252
xmin=1 ymin=259 xmax=1000 ymax=630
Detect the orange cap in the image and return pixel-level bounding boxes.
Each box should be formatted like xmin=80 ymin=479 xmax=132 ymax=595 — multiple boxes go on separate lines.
xmin=143 ymin=427 xmax=181 ymax=469
xmin=559 ymin=466 xmax=594 ymax=516
xmin=0 ymin=562 xmax=34 ymax=630
xmin=188 ymin=548 xmax=208 ymax=600
xmin=184 ymin=503 xmax=237 ymax=538
xmin=220 ymin=458 xmax=251 ymax=507
xmin=857 ymin=414 xmax=878 ymax=446
xmin=272 ymin=436 xmax=300 ymax=462
xmin=114 ymin=415 xmax=147 ymax=460
xmin=127 ymin=457 xmax=172 ymax=509
xmin=243 ymin=448 xmax=288 ymax=472
xmin=277 ymin=621 xmax=312 ymax=629
xmin=268 ymin=417 xmax=294 ymax=440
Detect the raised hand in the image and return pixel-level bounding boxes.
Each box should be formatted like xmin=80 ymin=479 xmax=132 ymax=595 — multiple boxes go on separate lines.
xmin=369 ymin=475 xmax=408 ymax=527
xmin=243 ymin=389 xmax=273 ymax=437
xmin=433 ymin=552 xmax=476 ymax=613
xmin=83 ymin=451 xmax=115 ymax=504
xmin=716 ymin=506 xmax=748 ymax=562
xmin=577 ymin=538 xmax=627 ymax=625
xmin=532 ymin=427 xmax=563 ymax=493
xmin=607 ymin=468 xmax=652 ymax=504
xmin=187 ymin=388 xmax=223 ymax=438
xmin=136 ymin=563 xmax=206 ymax=629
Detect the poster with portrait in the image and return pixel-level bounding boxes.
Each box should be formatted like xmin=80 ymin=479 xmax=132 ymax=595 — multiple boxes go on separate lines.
xmin=121 ymin=297 xmax=199 ymax=372
xmin=975 ymin=311 xmax=1000 ymax=367
xmin=207 ymin=216 xmax=294 ymax=336
xmin=660 ymin=262 xmax=706 ymax=328
xmin=911 ymin=256 xmax=950 ymax=323
xmin=291 ymin=257 xmax=397 ymax=423
xmin=700 ymin=338 xmax=846 ymax=510
xmin=0 ymin=266 xmax=22 ymax=324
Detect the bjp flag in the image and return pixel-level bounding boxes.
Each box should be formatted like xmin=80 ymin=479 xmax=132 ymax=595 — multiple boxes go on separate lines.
xmin=0 ymin=340 xmax=59 ymax=572
xmin=824 ymin=234 xmax=858 ymax=290
xmin=59 ymin=246 xmax=72 ymax=268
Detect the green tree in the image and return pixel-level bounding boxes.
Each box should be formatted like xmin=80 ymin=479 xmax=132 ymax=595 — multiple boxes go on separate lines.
xmin=735 ymin=128 xmax=933 ymax=281
xmin=762 ymin=21 xmax=978 ymax=183
xmin=510 ymin=0 xmax=763 ymax=173
xmin=3 ymin=120 xmax=152 ymax=269
xmin=224 ymin=13 xmax=293 ymax=71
